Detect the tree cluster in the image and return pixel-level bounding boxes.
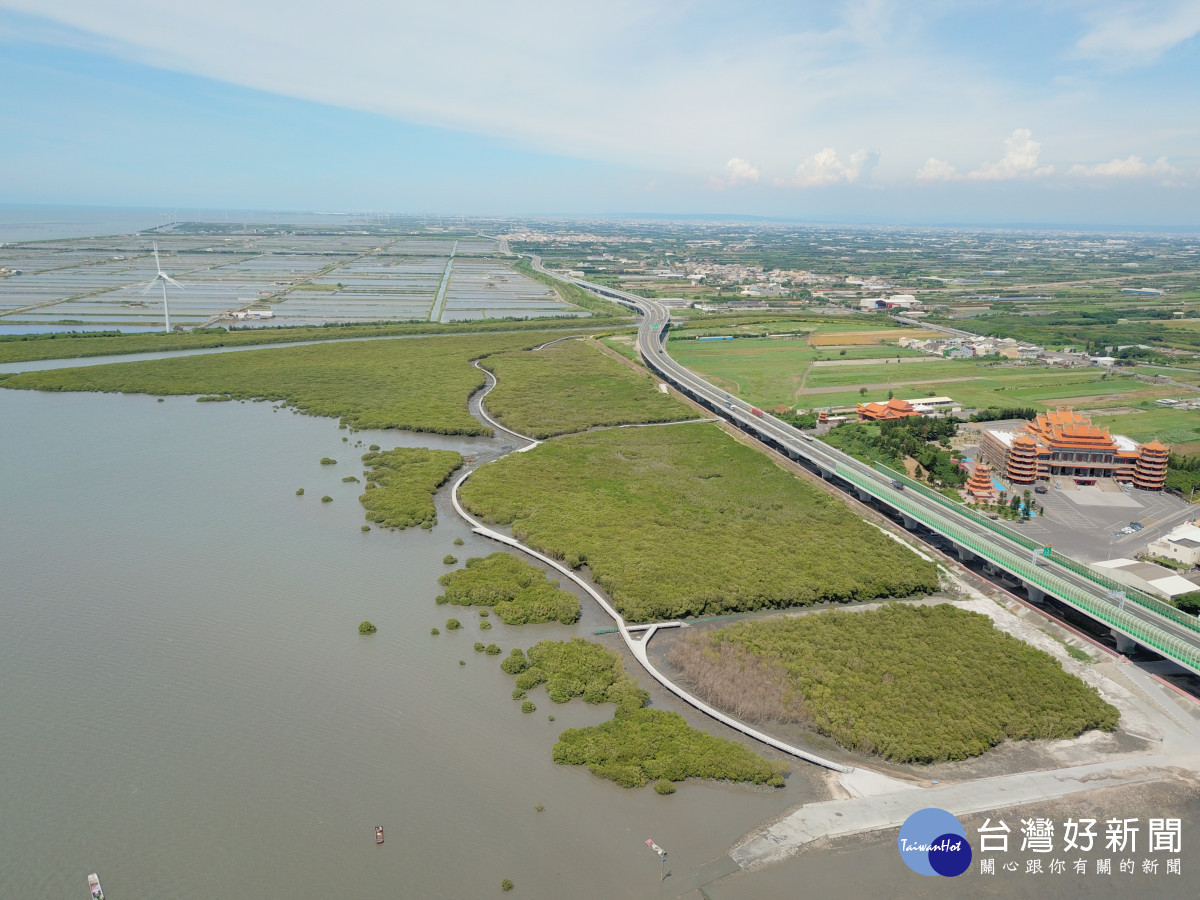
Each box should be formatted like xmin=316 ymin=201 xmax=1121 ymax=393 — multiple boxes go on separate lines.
xmin=682 ymin=605 xmax=1119 ymax=764
xmin=437 ymin=553 xmax=580 ymax=625
xmin=460 ymin=424 xmax=939 ymax=622
xmin=552 ymin=709 xmax=787 ymax=789
xmin=501 ymin=638 xmax=649 ymax=711
xmin=358 ymin=447 xmax=463 ymax=530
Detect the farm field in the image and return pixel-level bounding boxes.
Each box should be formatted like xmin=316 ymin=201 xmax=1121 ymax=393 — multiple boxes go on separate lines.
xmin=796 ymin=360 xmax=1183 ymax=411
xmin=1089 ymin=408 xmax=1200 ymax=454
xmin=668 ymin=334 xmax=926 ymax=408
xmin=458 ymin=421 xmax=938 ymax=622
xmin=806 ymin=327 xmax=944 ymax=346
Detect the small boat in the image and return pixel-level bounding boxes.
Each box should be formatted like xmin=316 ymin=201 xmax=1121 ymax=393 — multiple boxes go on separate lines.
xmin=87 ymin=873 xmax=104 ymax=899
xmin=375 ymin=826 xmax=384 ymax=844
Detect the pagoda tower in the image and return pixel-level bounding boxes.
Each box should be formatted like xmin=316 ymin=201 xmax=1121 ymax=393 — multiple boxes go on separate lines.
xmin=966 ymin=462 xmax=1000 ymax=503
xmin=1005 ymin=434 xmax=1039 ymax=484
xmin=1133 ymin=440 xmax=1169 ymax=491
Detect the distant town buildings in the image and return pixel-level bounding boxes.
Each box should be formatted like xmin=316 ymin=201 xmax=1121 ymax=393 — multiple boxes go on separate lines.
xmin=859 ymin=295 xmax=921 ymax=311
xmin=978 ymin=408 xmax=1168 ymax=491
xmin=226 ymin=308 xmax=274 ymax=320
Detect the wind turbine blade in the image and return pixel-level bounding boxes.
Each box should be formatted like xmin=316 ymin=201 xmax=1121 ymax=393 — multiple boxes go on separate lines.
xmin=140 ymin=278 xmax=159 ymax=295
xmin=162 ymin=275 xmax=184 ymax=290
xmin=153 ymin=242 xmax=164 ymax=275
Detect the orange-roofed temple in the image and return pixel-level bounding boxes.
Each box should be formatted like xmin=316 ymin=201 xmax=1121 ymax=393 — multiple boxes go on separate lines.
xmin=857 ymin=398 xmax=921 ymax=421
xmin=978 ymin=408 xmax=1168 ymax=491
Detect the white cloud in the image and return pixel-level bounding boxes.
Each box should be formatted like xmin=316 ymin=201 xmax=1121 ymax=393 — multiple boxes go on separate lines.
xmin=915 ymin=157 xmax=958 ymax=182
xmin=781 ymin=148 xmax=878 ymax=188
xmin=915 ymin=130 xmax=1052 ymax=182
xmin=1068 ymin=155 xmax=1181 ymax=180
xmin=710 ymin=157 xmax=760 ymax=188
xmin=1075 ymin=2 xmax=1200 ymax=66
xmin=967 ymin=129 xmax=1053 ymax=181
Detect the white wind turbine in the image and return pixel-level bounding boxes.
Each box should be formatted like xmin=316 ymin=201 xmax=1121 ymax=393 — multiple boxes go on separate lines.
xmin=142 ymin=242 xmax=183 ymax=333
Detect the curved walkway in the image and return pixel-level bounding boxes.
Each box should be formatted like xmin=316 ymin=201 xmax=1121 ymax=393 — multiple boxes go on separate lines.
xmin=453 ymin=349 xmax=863 ymax=777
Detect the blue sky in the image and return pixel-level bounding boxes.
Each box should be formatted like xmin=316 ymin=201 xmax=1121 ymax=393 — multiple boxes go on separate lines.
xmin=2 ymin=1 xmax=1198 ymax=226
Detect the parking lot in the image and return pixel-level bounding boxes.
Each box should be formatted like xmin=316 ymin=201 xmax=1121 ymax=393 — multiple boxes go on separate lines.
xmin=1003 ymin=478 xmax=1196 ymax=562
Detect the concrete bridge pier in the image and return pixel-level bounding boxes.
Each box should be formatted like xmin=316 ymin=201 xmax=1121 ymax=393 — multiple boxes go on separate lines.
xmin=983 ymin=561 xmax=999 ymax=576
xmin=1024 ymin=584 xmax=1046 ymax=604
xmin=1110 ymin=630 xmax=1136 ymax=654
xmin=854 ymin=488 xmax=874 ymax=504
xmin=900 ymin=514 xmax=919 ymax=531
xmin=955 ymin=545 xmax=975 ymax=563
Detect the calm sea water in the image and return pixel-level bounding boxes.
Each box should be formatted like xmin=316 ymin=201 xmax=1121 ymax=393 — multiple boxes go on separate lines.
xmin=0 ymin=387 xmax=812 ymax=899
xmin=0 ymin=205 xmax=358 ymax=244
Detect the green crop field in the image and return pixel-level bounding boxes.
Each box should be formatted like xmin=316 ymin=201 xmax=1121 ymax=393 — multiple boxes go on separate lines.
xmin=0 ymin=332 xmax=554 ymax=434
xmin=480 ymin=339 xmax=692 ymax=438
xmin=459 ymin=422 xmax=938 ymax=622
xmin=669 ymin=337 xmax=925 ymax=407
xmin=1090 ymin=408 xmax=1200 ymax=452
xmin=671 ymin=605 xmax=1118 ymax=763
xmin=793 ymin=361 xmax=1178 ymax=413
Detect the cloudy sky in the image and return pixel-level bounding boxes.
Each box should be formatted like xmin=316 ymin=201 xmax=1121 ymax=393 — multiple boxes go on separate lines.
xmin=2 ymin=1 xmax=1198 ymax=226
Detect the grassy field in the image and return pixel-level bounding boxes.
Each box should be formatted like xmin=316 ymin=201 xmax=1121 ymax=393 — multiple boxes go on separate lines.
xmin=358 ymin=447 xmax=463 ymax=529
xmin=796 ymin=360 xmax=1181 ymax=412
xmin=669 ymin=336 xmax=926 ymax=407
xmin=1090 ymin=407 xmax=1200 ymax=453
xmin=459 ymin=422 xmax=938 ymax=622
xmin=669 ymin=321 xmax=1193 ymax=418
xmin=597 ymin=333 xmax=641 ymax=362
xmin=0 ymin=317 xmax=613 ymax=364
xmin=480 ymin=339 xmax=692 ymax=438
xmin=806 ymin=328 xmax=944 ymax=346
xmin=0 ymin=332 xmax=553 ymax=435
xmin=670 ymin=605 xmax=1119 ymax=763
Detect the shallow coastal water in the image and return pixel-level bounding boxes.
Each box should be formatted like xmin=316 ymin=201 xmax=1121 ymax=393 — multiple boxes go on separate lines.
xmin=0 ymin=388 xmax=814 ymax=899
